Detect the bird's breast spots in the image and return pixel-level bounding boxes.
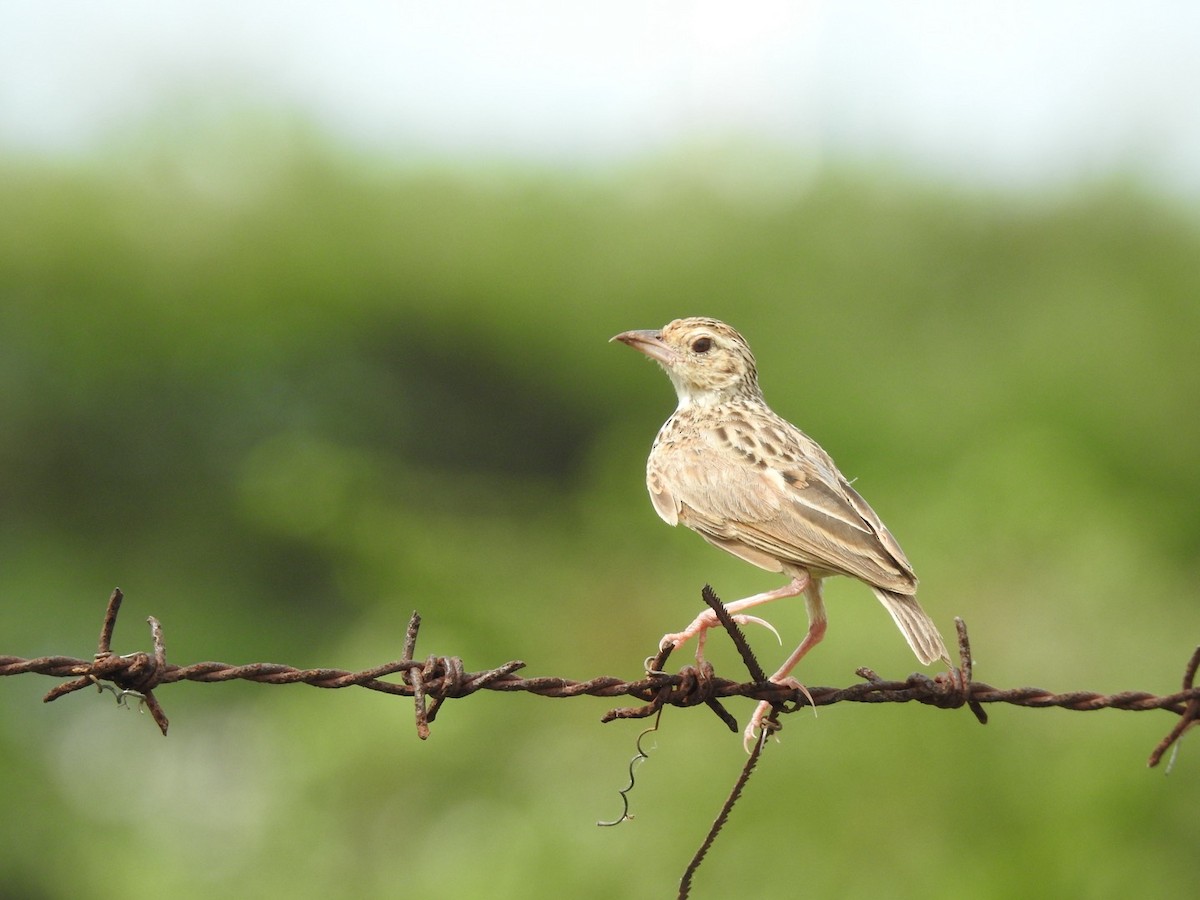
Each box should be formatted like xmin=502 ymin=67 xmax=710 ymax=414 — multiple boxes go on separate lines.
xmin=730 ymin=444 xmax=758 ymax=463
xmin=734 ymin=431 xmax=758 ymax=452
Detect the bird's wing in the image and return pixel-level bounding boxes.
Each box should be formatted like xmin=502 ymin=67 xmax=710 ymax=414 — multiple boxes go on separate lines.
xmin=654 ymin=418 xmax=916 ymax=593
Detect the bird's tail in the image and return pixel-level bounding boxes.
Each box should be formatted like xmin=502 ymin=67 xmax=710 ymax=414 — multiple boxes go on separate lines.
xmin=871 ymin=588 xmax=951 ymax=666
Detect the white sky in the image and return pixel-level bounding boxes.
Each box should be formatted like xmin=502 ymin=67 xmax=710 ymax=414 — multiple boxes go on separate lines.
xmin=2 ymin=1 xmax=1199 ymax=192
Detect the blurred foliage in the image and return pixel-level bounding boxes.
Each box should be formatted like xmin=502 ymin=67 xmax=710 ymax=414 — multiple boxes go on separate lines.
xmin=1 ymin=122 xmax=1198 ymax=899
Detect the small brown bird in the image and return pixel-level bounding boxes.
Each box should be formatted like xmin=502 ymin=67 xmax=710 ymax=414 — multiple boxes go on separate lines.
xmin=613 ymin=317 xmax=949 ymax=748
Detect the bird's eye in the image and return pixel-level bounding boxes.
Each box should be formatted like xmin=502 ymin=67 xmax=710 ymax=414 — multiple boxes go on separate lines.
xmin=691 ymin=337 xmax=713 ymax=354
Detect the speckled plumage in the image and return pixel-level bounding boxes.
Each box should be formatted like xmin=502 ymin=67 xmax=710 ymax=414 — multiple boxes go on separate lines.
xmin=613 ymin=317 xmax=949 ymax=747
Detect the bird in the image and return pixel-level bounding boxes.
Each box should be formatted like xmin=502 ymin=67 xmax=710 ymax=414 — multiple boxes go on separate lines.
xmin=612 ymin=317 xmax=950 ymax=749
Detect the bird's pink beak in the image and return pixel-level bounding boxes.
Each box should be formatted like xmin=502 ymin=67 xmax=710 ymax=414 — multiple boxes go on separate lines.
xmin=611 ymin=329 xmax=677 ymax=366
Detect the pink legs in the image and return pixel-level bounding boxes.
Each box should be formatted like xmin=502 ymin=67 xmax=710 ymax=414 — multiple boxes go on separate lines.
xmin=657 ymin=572 xmax=810 ymax=656
xmin=655 ymin=573 xmax=828 ymax=752
xmin=743 ymin=579 xmax=827 ymax=751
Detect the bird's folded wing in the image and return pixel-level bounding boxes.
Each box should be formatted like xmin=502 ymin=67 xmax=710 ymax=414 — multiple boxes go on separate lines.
xmin=657 ymin=427 xmax=916 ymax=593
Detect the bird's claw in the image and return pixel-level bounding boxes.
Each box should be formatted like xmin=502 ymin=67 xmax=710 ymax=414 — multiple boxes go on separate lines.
xmin=730 ymin=614 xmax=781 ymax=645
xmin=743 ymin=701 xmax=778 ymax=753
xmin=658 ymin=630 xmax=689 ymax=652
xmin=741 ymin=677 xmax=816 ymax=753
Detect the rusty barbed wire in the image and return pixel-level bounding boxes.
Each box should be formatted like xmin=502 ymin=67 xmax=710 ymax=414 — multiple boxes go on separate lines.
xmin=5 ymin=587 xmax=1197 ymax=900
xmin=1 ymin=588 xmax=1197 ymax=770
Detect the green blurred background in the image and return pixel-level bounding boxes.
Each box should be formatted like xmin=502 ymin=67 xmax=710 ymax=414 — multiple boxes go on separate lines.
xmin=2 ymin=128 xmax=1197 ymax=899
xmin=3 ymin=9 xmax=1200 ymax=897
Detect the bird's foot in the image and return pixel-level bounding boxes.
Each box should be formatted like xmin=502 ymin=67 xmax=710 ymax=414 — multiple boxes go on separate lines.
xmin=657 ymin=608 xmax=718 ymax=654
xmin=658 ymin=610 xmax=781 ymax=657
xmin=741 ymin=677 xmax=816 ymax=753
xmin=743 ymin=700 xmax=777 ymax=753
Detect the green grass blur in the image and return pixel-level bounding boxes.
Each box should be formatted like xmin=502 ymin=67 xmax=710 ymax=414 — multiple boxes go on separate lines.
xmin=1 ymin=123 xmax=1198 ymax=899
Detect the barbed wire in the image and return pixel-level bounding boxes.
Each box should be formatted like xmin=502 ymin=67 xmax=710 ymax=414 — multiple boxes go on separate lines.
xmin=3 ymin=588 xmax=1196 ymax=765
xmin=4 ymin=586 xmax=1197 ymax=900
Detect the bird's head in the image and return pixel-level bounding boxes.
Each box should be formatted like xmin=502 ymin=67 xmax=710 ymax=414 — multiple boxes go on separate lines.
xmin=611 ymin=317 xmax=762 ymax=408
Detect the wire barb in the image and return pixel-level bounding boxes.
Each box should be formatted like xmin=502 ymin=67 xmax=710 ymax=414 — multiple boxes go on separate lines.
xmin=1147 ymin=644 xmax=1200 ymax=769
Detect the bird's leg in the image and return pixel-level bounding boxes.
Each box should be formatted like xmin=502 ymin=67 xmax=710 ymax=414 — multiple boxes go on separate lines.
xmin=658 ymin=573 xmax=810 ymax=662
xmin=744 ymin=579 xmax=827 ymax=752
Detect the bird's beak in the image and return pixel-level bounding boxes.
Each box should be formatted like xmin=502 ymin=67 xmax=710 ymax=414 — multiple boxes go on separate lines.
xmin=611 ymin=329 xmax=677 ymax=366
